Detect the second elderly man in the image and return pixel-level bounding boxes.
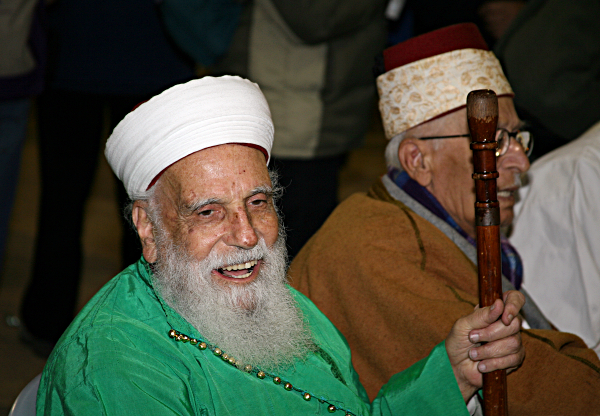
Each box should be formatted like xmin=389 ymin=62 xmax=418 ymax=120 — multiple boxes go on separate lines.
xmin=289 ymin=23 xmax=600 ymax=415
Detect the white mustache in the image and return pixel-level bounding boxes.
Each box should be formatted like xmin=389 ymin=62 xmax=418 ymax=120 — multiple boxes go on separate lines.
xmin=206 ymin=245 xmax=267 ymax=273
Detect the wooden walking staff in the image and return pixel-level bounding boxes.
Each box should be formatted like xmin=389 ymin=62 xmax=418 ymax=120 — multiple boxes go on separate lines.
xmin=467 ymin=89 xmax=508 ymax=416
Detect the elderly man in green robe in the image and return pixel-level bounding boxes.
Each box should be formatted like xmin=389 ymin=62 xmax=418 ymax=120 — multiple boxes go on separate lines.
xmin=36 ymin=76 xmax=524 ymax=415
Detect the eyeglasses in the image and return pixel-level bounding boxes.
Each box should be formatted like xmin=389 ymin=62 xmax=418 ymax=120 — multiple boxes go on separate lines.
xmin=417 ymin=128 xmax=534 ymax=157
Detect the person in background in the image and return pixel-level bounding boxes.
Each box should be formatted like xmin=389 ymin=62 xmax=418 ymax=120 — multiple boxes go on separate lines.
xmin=405 ymin=0 xmax=526 ymax=49
xmin=510 ymin=120 xmax=600 ymax=357
xmin=496 ymin=0 xmax=600 ymax=357
xmin=0 ymin=0 xmax=46 ymax=271
xmin=212 ymin=0 xmax=389 ymax=259
xmin=494 ymin=0 xmax=600 ymax=159
xmin=17 ymin=0 xmax=195 ymax=356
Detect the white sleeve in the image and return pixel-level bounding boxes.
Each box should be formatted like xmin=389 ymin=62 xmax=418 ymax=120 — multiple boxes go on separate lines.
xmin=467 ymin=394 xmax=483 ymax=416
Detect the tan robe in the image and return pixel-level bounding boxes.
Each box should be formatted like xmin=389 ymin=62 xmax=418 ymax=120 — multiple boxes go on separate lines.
xmin=289 ymin=180 xmax=600 ymax=415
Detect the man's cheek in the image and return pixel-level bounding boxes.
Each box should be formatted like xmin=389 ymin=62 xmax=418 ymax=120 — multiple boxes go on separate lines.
xmin=500 ymin=205 xmax=514 ymax=225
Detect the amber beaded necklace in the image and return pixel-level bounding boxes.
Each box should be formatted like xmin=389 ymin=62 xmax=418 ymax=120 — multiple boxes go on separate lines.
xmin=168 ymin=328 xmax=361 ymax=416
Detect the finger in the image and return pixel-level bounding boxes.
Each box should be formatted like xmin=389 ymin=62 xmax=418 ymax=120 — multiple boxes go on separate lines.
xmin=474 ymin=312 xmax=521 ymax=343
xmin=469 ymin=332 xmax=522 ymax=363
xmin=465 ymin=299 xmax=505 ymax=343
xmin=473 ymin=340 xmax=525 ymax=373
xmin=477 ymin=353 xmax=524 ymax=373
xmin=501 ymin=290 xmax=525 ymax=326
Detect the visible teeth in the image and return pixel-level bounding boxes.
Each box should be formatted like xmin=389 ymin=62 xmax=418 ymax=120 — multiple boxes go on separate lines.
xmin=222 ymin=260 xmax=258 ymax=271
xmin=498 ymin=190 xmax=512 ymax=197
xmin=231 ymin=271 xmax=252 ymax=279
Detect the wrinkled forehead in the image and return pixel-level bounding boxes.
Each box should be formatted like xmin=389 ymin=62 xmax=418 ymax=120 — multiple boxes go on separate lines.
xmin=157 ymin=144 xmax=272 ymax=200
xmin=407 ymin=97 xmax=519 ymax=138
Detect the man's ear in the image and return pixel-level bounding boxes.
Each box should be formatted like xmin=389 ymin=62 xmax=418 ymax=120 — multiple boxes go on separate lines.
xmin=132 ymin=201 xmax=157 ymax=263
xmin=397 ymin=139 xmax=433 ymax=187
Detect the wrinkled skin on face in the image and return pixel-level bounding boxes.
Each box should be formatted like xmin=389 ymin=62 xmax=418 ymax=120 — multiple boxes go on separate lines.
xmin=399 ymin=97 xmax=530 ymax=238
xmin=133 ymin=144 xmax=280 ymax=290
xmin=131 ymin=145 xmax=315 ymax=369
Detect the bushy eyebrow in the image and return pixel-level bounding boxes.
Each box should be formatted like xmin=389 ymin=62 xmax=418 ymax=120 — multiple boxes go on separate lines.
xmin=185 ymin=197 xmax=222 ymax=214
xmin=183 ymin=185 xmax=273 ymax=214
xmin=249 ymin=184 xmax=273 ymax=198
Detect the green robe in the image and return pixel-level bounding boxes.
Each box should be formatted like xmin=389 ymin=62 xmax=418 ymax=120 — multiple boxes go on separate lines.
xmin=37 ymin=259 xmax=468 ymax=415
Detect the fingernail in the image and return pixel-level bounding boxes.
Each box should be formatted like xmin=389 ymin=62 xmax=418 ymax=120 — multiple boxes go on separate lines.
xmin=508 ymin=314 xmax=514 ymax=321
xmin=490 ymin=304 xmax=496 ymax=311
xmin=479 ymin=363 xmax=487 ymax=372
xmin=470 ymin=333 xmax=479 ymax=343
xmin=469 ymin=349 xmax=478 ymax=359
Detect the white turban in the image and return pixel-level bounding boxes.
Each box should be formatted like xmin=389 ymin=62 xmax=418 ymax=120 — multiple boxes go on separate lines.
xmin=105 ymin=76 xmax=274 ymax=199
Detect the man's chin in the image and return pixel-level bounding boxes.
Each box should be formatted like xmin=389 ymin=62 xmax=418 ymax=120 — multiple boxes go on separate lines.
xmin=233 ymin=293 xmax=259 ymax=311
xmin=209 ymin=272 xmax=263 ymax=312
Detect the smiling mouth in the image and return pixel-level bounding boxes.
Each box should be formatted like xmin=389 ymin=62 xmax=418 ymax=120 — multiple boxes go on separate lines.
xmin=497 ymin=188 xmax=517 ymax=198
xmin=217 ymin=260 xmax=259 ymax=279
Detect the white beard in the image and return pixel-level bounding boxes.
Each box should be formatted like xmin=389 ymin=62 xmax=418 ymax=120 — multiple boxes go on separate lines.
xmin=151 ymin=230 xmax=315 ymax=371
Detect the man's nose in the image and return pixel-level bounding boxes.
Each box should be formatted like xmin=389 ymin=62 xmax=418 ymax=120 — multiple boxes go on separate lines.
xmin=225 ymin=209 xmax=259 ymax=249
xmin=499 ymin=137 xmax=530 ymax=173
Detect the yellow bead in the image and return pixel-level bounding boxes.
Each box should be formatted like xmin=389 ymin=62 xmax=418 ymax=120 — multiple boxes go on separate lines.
xmin=214 ymin=348 xmax=222 ymax=356
xmin=168 ymin=329 xmax=177 ymax=338
xmin=228 ymin=357 xmax=236 ymax=365
xmin=284 ymin=383 xmax=293 ymax=391
xmin=273 ymin=377 xmax=281 ymax=384
xmin=303 ymin=392 xmax=311 ymax=401
xmin=199 ymin=342 xmax=207 ymax=350
xmin=222 ymin=353 xmax=229 ymax=361
xmin=257 ymin=371 xmax=266 ymax=379
xmin=328 ymin=405 xmax=336 ymax=413
xmin=190 ymin=339 xmax=198 ymax=345
xmin=181 ymin=335 xmax=189 ymax=343
xmin=244 ymin=364 xmax=252 ymax=372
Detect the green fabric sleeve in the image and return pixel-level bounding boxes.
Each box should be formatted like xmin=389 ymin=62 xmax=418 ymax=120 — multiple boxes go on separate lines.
xmin=291 ymin=287 xmax=469 ymax=416
xmin=38 ymin=327 xmax=209 ymax=415
xmin=37 ymin=266 xmax=470 ymax=415
xmin=371 ymin=341 xmax=469 ymax=416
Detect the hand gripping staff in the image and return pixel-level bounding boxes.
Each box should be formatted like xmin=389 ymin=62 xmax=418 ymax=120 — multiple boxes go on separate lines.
xmin=467 ymin=89 xmax=507 ymax=416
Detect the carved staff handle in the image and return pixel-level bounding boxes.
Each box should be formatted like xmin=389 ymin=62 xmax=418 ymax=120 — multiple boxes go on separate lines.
xmin=467 ymin=89 xmax=507 ymax=416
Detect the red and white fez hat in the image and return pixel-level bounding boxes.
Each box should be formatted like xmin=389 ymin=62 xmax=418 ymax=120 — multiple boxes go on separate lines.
xmin=377 ymin=23 xmax=513 ymax=140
